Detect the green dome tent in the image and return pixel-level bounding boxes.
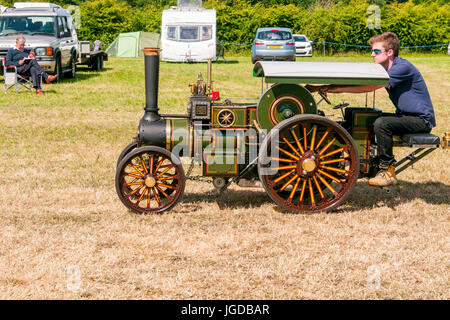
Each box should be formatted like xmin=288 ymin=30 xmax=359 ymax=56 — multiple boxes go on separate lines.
xmin=106 ymin=32 xmax=160 ymax=57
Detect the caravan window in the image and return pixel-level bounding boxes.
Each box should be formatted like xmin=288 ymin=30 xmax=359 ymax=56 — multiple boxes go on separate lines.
xmin=201 ymin=26 xmax=212 ymax=41
xmin=179 ymin=26 xmax=198 ymax=41
xmin=167 ymin=26 xmax=177 ymax=40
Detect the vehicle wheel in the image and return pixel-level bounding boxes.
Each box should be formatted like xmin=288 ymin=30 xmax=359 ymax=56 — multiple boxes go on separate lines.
xmin=92 ymin=55 xmax=103 ymax=71
xmin=251 ymin=57 xmax=256 ymax=64
xmin=258 ymin=114 xmax=359 ymax=214
xmin=116 ymin=141 xmax=138 ymax=168
xmin=115 ymin=146 xmax=185 ymax=214
xmin=64 ymin=56 xmax=76 ymax=79
xmin=55 ymin=56 xmax=62 ymax=82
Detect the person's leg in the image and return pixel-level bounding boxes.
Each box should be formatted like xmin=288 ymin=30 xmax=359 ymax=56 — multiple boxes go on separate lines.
xmin=30 ymin=59 xmax=49 ymax=80
xmin=30 ymin=65 xmax=42 ymax=90
xmin=16 ymin=62 xmax=32 ymax=77
xmin=370 ymin=115 xmax=431 ymax=186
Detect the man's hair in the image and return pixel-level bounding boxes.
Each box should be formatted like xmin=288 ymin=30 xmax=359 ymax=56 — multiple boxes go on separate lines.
xmin=16 ymin=35 xmax=25 ymax=43
xmin=369 ymin=32 xmax=399 ymax=57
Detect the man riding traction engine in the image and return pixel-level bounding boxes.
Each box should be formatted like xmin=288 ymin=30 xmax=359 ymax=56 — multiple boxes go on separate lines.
xmin=306 ymin=32 xmax=436 ymax=188
xmin=115 ymin=43 xmax=448 ymax=215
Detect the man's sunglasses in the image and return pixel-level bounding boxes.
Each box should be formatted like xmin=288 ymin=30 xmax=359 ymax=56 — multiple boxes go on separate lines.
xmin=372 ymin=49 xmax=386 ymax=54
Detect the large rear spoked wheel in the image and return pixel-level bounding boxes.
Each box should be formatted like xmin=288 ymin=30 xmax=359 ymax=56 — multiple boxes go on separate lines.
xmin=115 ymin=146 xmax=185 ymax=214
xmin=258 ymin=114 xmax=359 ymax=213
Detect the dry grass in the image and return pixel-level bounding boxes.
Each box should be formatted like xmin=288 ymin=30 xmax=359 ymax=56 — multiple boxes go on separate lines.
xmin=0 ymin=56 xmax=448 ymax=299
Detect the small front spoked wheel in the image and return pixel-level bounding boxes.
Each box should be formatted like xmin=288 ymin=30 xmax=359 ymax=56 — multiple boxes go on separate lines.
xmin=115 ymin=146 xmax=185 ymax=214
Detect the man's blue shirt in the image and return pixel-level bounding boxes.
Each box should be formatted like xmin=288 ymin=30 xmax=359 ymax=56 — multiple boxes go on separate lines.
xmin=386 ymin=56 xmax=436 ymax=128
xmin=5 ymin=48 xmax=31 ymax=68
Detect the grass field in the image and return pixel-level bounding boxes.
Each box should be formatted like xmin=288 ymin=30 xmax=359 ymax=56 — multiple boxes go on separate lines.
xmin=0 ymin=55 xmax=448 ymax=299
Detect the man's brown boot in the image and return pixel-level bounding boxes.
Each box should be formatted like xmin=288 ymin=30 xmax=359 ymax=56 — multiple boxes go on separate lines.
xmin=368 ymin=165 xmax=397 ymax=187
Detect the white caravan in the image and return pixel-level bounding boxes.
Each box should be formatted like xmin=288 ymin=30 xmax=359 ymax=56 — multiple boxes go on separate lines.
xmin=160 ymin=6 xmax=216 ymax=62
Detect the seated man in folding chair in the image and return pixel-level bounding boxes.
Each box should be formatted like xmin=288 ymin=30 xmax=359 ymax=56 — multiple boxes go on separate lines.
xmin=5 ymin=35 xmax=57 ymax=95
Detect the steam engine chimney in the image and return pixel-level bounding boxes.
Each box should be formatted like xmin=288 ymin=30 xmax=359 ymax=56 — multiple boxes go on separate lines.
xmin=143 ymin=48 xmax=161 ymax=121
xmin=138 ymin=48 xmax=166 ymax=147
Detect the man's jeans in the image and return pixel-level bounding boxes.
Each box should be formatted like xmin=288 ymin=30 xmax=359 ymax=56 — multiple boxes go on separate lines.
xmin=373 ymin=114 xmax=431 ymax=168
xmin=16 ymin=59 xmax=49 ymax=90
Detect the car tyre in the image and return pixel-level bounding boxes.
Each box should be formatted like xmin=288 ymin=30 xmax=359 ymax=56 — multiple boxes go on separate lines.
xmin=64 ymin=55 xmax=76 ymax=79
xmin=54 ymin=56 xmax=62 ymax=83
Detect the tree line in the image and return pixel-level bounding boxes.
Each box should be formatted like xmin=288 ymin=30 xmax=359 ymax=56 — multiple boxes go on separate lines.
xmin=1 ymin=0 xmax=448 ymax=52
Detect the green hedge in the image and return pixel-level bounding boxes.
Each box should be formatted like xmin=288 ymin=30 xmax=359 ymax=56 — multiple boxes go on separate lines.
xmin=7 ymin=0 xmax=445 ymax=53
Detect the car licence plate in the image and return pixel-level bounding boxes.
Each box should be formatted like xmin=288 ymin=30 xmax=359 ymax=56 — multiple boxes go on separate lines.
xmin=268 ymin=45 xmax=282 ymax=49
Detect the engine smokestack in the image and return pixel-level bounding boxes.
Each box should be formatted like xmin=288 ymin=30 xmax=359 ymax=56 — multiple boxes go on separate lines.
xmin=143 ymin=48 xmax=161 ymax=121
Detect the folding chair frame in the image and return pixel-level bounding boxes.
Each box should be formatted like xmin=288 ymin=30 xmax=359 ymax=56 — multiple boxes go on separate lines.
xmin=3 ymin=57 xmax=43 ymax=94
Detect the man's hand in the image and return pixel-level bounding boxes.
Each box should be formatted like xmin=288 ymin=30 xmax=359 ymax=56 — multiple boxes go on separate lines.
xmin=18 ymin=58 xmax=26 ymax=66
xmin=28 ymin=51 xmax=35 ymax=59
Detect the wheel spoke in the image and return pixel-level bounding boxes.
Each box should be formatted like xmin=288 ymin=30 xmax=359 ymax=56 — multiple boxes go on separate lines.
xmin=156 ymin=185 xmax=171 ymax=199
xmin=128 ymin=184 xmax=145 ymax=197
xmin=154 ymin=159 xmax=164 ymax=174
xmin=156 ymin=165 xmax=174 ymax=178
xmin=317 ymin=172 xmax=338 ymax=195
xmin=289 ymin=177 xmax=301 ymax=200
xmin=314 ymin=129 xmax=330 ymax=151
xmin=149 ymin=156 xmax=154 ymax=175
xmin=308 ymin=178 xmax=315 ymax=206
xmin=273 ymin=165 xmax=297 ymax=171
xmin=320 ymin=158 xmax=346 ymax=165
xmin=313 ymin=175 xmax=325 ymax=201
xmin=282 ymin=137 xmax=300 ymax=157
xmin=158 ymin=175 xmax=176 ymax=181
xmin=132 ymin=165 xmax=145 ymax=176
xmin=299 ymin=178 xmax=307 ymax=204
xmin=156 ymin=183 xmax=177 ymax=190
xmin=290 ymin=127 xmax=305 ymax=155
xmin=140 ymin=157 xmax=148 ymax=175
xmin=152 ymin=188 xmax=161 ymax=206
xmin=317 ymin=169 xmax=342 ymax=183
xmin=320 ymin=165 xmax=347 ymax=174
xmin=126 ymin=173 xmax=144 ymax=179
xmin=270 ymin=157 xmax=296 ymax=163
xmin=124 ymin=181 xmax=144 ymax=187
xmin=319 ymin=147 xmax=344 ymax=159
xmin=279 ymin=174 xmax=299 ymax=192
xmin=136 ymin=187 xmax=147 ymax=205
xmin=310 ymin=125 xmax=317 ymax=151
xmin=303 ymin=125 xmax=308 ymax=151
xmin=273 ymin=169 xmax=296 ymax=183
xmin=318 ymin=137 xmax=337 ymax=156
xmin=276 ymin=146 xmax=300 ymax=161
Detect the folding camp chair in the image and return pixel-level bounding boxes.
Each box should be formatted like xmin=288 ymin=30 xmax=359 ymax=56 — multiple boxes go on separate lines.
xmin=3 ymin=57 xmax=42 ymax=94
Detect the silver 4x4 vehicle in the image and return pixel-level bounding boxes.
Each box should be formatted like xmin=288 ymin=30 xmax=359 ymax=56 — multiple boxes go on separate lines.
xmin=0 ymin=2 xmax=107 ymax=78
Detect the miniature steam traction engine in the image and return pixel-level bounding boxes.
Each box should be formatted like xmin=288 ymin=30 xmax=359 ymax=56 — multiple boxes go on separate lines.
xmin=115 ymin=48 xmax=448 ymax=214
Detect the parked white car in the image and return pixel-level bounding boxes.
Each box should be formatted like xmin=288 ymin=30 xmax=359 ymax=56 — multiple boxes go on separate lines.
xmin=293 ymin=34 xmax=312 ymax=57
